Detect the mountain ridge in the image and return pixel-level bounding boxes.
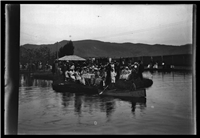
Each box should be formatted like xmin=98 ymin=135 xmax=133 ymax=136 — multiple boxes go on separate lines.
xmin=20 ymin=40 xmax=192 ymax=58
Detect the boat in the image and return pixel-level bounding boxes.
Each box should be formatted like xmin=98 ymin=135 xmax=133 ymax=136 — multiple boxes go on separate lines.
xmin=52 ymin=81 xmax=146 ymax=98
xmin=100 ymin=88 xmax=146 ymax=98
xmin=52 ymin=54 xmax=153 ymax=97
xmin=52 ymin=81 xmax=99 ymax=94
xmin=98 ymin=78 xmax=153 ymax=98
xmin=52 ymin=78 xmax=153 ymax=98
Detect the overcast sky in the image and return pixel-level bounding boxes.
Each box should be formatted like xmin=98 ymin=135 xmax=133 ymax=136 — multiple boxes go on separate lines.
xmin=20 ymin=4 xmax=193 ymax=46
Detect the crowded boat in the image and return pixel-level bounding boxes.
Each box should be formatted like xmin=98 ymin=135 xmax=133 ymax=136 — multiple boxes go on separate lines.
xmin=52 ymin=57 xmax=148 ymax=92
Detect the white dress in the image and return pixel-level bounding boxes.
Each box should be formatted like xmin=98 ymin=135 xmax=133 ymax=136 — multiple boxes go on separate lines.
xmin=69 ymin=70 xmax=75 ymax=80
xmin=111 ymin=71 xmax=117 ymax=83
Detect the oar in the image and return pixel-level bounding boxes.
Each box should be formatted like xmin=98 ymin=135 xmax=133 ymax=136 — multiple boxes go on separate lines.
xmin=99 ymin=85 xmax=109 ymax=95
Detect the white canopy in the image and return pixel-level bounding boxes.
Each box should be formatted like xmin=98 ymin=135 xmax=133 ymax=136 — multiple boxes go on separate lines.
xmin=57 ymin=55 xmax=86 ymax=61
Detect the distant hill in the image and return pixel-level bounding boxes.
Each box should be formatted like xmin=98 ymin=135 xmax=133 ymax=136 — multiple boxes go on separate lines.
xmin=20 ymin=40 xmax=192 ymax=58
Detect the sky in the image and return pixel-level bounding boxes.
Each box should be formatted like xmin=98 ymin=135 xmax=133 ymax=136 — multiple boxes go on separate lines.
xmin=20 ymin=4 xmax=193 ymax=46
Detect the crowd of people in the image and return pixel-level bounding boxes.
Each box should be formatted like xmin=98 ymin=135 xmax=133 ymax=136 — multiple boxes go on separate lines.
xmin=20 ymin=62 xmax=52 ymax=72
xmin=52 ymin=58 xmax=144 ymax=89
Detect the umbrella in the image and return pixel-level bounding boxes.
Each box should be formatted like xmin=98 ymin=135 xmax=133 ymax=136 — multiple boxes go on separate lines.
xmin=57 ymin=55 xmax=86 ymax=61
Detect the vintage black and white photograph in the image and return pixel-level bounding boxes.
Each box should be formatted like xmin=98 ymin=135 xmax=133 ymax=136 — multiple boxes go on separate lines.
xmin=16 ymin=4 xmax=195 ymax=134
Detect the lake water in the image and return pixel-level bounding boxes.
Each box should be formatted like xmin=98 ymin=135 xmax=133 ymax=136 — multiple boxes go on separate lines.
xmin=18 ymin=71 xmax=195 ymax=135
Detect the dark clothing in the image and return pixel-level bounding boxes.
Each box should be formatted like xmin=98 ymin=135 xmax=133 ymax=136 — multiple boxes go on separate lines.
xmin=115 ymin=63 xmax=121 ymax=81
xmin=61 ymin=64 xmax=66 ymax=81
xmin=105 ymin=63 xmax=111 ymax=86
xmin=138 ymin=64 xmax=144 ymax=79
xmin=139 ymin=73 xmax=143 ymax=80
xmin=139 ymin=64 xmax=144 ymax=73
xmin=128 ymin=70 xmax=139 ymax=82
xmin=115 ymin=80 xmax=135 ymax=91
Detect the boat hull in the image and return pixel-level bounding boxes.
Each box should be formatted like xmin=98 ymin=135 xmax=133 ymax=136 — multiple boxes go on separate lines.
xmin=115 ymin=78 xmax=153 ymax=90
xmin=52 ymin=82 xmax=99 ymax=94
xmin=52 ymin=78 xmax=152 ymax=98
xmin=101 ymin=89 xmax=146 ymax=98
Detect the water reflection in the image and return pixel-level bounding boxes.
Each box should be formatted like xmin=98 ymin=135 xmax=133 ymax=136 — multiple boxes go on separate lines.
xmin=18 ymin=71 xmax=193 ymax=134
xmin=20 ymin=74 xmax=34 ymax=86
xmin=57 ymin=91 xmax=117 ymax=120
xmin=57 ymin=90 xmax=146 ymax=121
xmin=99 ymin=97 xmax=116 ymax=122
xmin=117 ymin=97 xmax=146 ymax=116
xmin=61 ymin=92 xmax=74 ymax=108
xmin=20 ymin=74 xmax=52 ymax=87
xmin=74 ymin=94 xmax=83 ymax=116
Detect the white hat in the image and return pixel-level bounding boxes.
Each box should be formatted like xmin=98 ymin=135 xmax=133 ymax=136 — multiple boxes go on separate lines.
xmin=70 ymin=65 xmax=75 ymax=70
xmin=133 ymin=62 xmax=139 ymax=69
xmin=134 ymin=65 xmax=138 ymax=68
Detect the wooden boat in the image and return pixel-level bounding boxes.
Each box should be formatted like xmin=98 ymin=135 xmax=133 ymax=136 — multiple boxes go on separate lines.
xmin=100 ymin=88 xmax=146 ymax=98
xmin=52 ymin=82 xmax=146 ymax=98
xmin=52 ymin=81 xmax=99 ymax=94
xmin=52 ymin=78 xmax=153 ymax=97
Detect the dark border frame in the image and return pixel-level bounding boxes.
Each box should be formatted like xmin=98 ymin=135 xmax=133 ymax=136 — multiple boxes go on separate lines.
xmin=4 ymin=4 xmax=20 ymax=135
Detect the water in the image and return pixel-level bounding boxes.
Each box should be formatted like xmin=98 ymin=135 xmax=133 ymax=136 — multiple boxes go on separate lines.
xmin=18 ymin=71 xmax=195 ymax=134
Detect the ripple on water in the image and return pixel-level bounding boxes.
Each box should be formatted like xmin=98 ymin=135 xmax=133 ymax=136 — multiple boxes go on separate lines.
xmin=18 ymin=72 xmax=195 ymax=134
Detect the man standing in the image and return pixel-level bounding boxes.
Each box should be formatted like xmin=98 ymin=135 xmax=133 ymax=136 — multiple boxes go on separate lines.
xmin=105 ymin=62 xmax=111 ymax=86
xmin=138 ymin=60 xmax=144 ymax=80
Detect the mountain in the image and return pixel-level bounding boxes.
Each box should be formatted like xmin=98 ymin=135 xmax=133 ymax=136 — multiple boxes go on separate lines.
xmin=20 ymin=40 xmax=192 ymax=58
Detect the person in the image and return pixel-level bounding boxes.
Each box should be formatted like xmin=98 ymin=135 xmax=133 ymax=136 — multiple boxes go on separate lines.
xmin=65 ymin=69 xmax=70 ymax=81
xmin=61 ymin=63 xmax=66 ymax=81
xmin=74 ymin=70 xmax=82 ymax=84
xmin=162 ymin=61 xmax=165 ymax=69
xmin=138 ymin=60 xmax=144 ymax=80
xmin=81 ymin=66 xmax=87 ymax=74
xmin=115 ymin=65 xmax=136 ymax=91
xmin=128 ymin=63 xmax=139 ymax=81
xmin=70 ymin=64 xmax=75 ymax=71
xmin=80 ymin=76 xmax=86 ymax=85
xmin=39 ymin=62 xmax=42 ymax=70
xmin=119 ymin=66 xmax=131 ymax=80
xmin=153 ymin=62 xmax=158 ymax=69
xmin=68 ymin=65 xmax=76 ymax=81
xmin=90 ymin=67 xmax=96 ymax=85
xmin=78 ymin=68 xmax=86 ymax=85
xmin=94 ymin=68 xmax=102 ymax=86
xmin=110 ymin=64 xmax=117 ymax=83
xmin=99 ymin=67 xmax=106 ymax=87
xmin=81 ymin=66 xmax=91 ymax=85
xmin=105 ymin=62 xmax=112 ymax=86
xmin=115 ymin=62 xmax=121 ymax=81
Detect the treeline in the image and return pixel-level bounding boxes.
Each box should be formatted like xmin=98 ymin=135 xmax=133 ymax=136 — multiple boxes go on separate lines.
xmin=88 ymin=54 xmax=193 ymax=67
xmin=58 ymin=40 xmax=74 ymax=58
xmin=20 ymin=40 xmax=75 ymax=65
xmin=20 ymin=46 xmax=56 ymax=65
